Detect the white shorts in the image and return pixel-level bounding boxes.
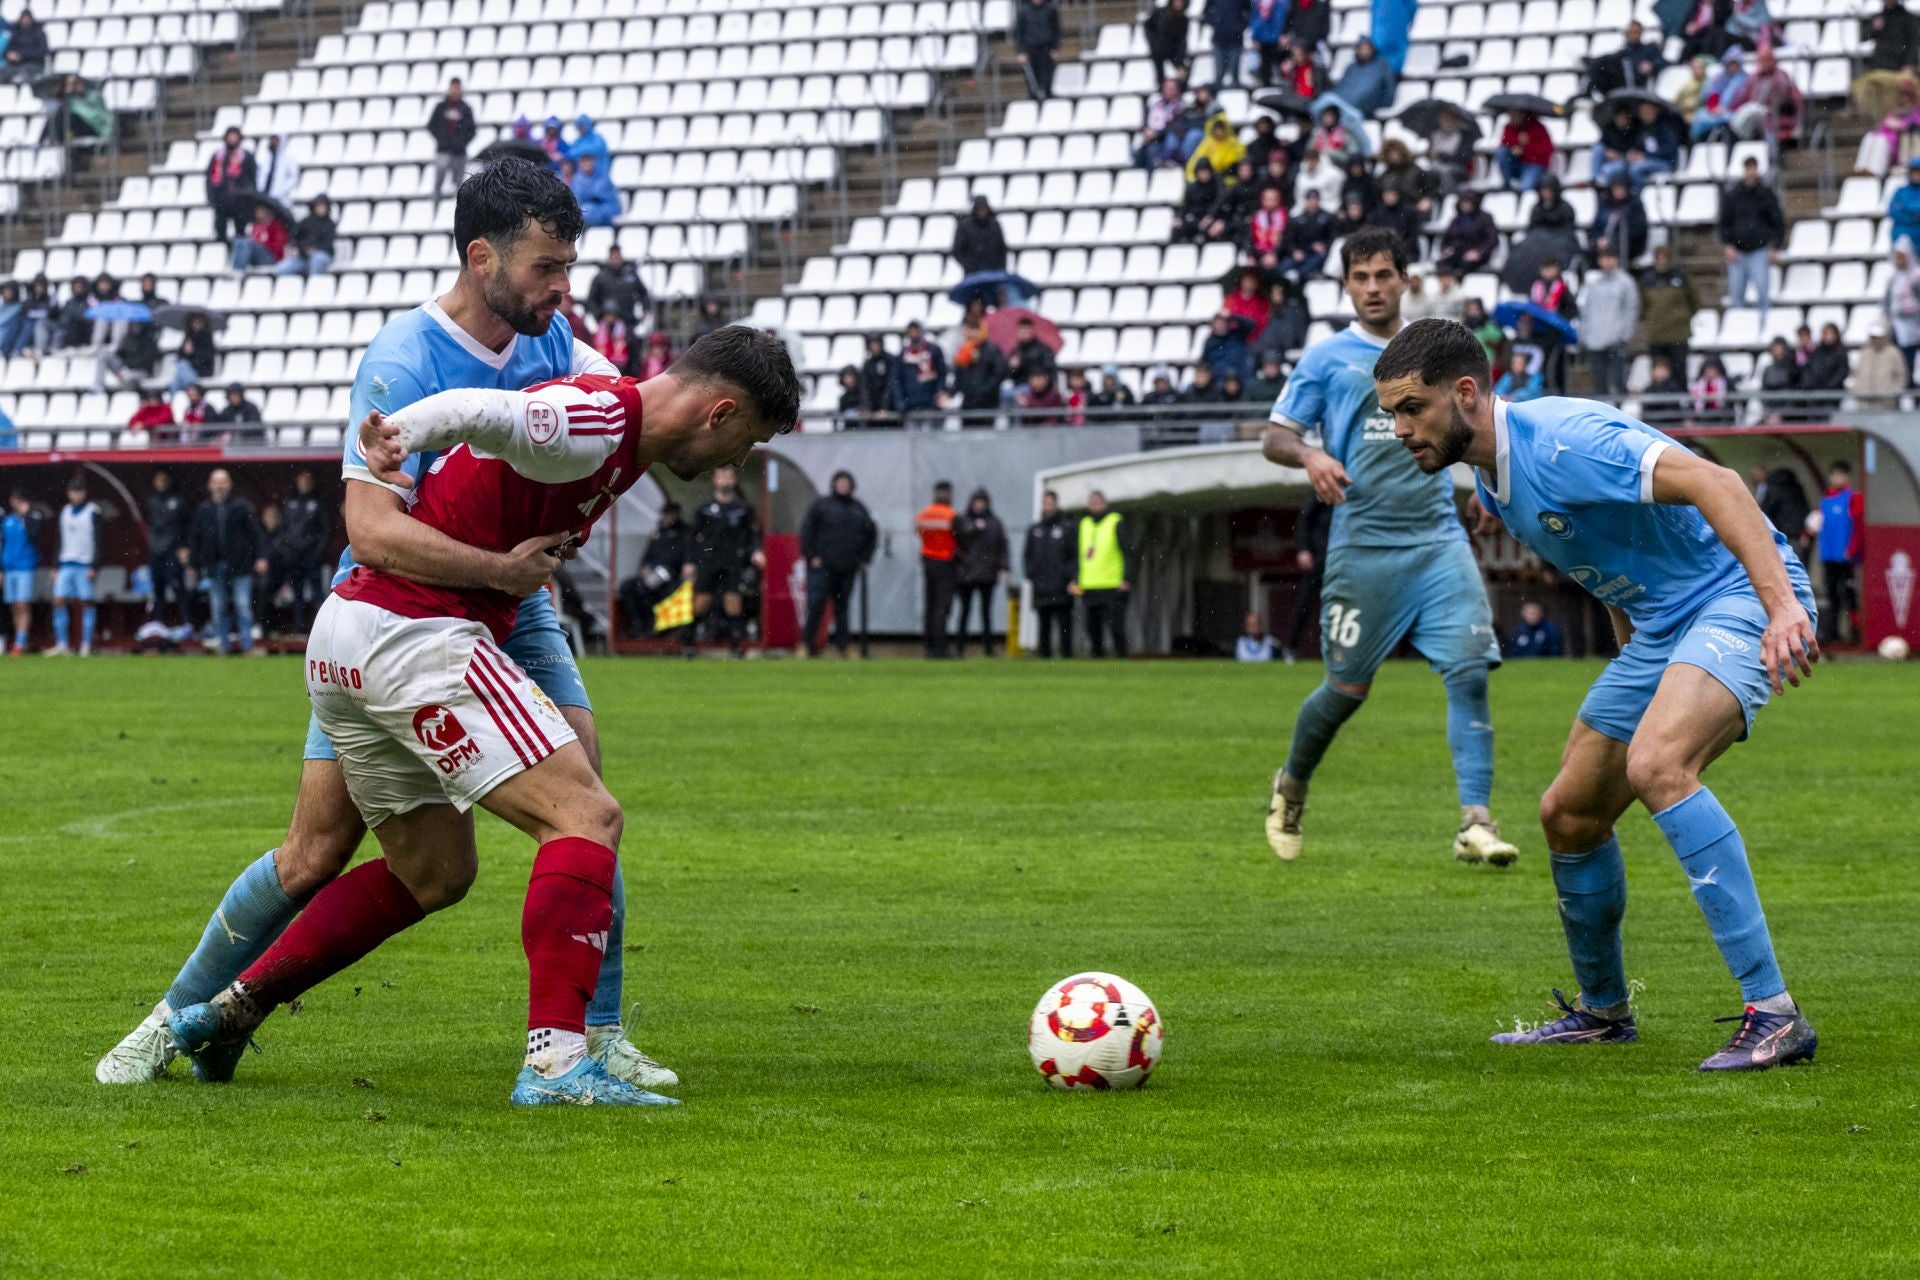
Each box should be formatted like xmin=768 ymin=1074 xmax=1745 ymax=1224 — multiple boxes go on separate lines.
xmin=305 ymin=594 xmax=578 ymax=829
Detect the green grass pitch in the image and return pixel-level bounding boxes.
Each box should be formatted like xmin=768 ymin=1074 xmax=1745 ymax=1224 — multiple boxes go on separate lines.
xmin=3 ymin=655 xmax=1915 ymax=1277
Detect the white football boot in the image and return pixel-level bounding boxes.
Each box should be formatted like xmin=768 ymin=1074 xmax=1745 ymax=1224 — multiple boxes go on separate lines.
xmin=586 ymin=1025 xmax=681 ymax=1090
xmin=1265 ymin=770 xmax=1307 ymax=861
xmin=96 ymin=1000 xmax=177 ymax=1083
xmin=1453 ymin=820 xmax=1520 ymax=867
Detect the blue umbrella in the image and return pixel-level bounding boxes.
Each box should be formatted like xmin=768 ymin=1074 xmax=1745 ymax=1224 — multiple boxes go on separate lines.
xmin=1309 ymin=93 xmax=1375 ymax=158
xmin=1495 ymin=300 xmax=1578 ymax=345
xmin=86 ymin=300 xmax=152 ymax=323
xmin=948 ymin=271 xmax=1039 ymax=308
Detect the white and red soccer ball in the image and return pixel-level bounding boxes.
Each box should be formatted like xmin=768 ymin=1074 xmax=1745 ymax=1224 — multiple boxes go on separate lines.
xmin=1028 ymin=972 xmax=1163 ymax=1090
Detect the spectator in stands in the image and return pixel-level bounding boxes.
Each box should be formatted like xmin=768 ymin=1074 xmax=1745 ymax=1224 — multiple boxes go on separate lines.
xmin=1234 ymin=611 xmax=1276 ymax=661
xmin=618 ymin=501 xmax=690 ymax=637
xmin=952 ymin=489 xmax=1010 ymax=655
xmin=1309 ymin=106 xmax=1357 ymax=168
xmin=799 ymin=471 xmax=876 ymax=657
xmin=1332 ymin=192 xmax=1369 ymax=242
xmin=230 ymin=201 xmax=288 ymax=273
xmin=1731 ymin=47 xmax=1802 ymax=143
xmin=93 ymin=306 xmax=161 ymax=393
xmin=1588 ymin=176 xmax=1648 ymax=263
xmin=1726 ymin=0 xmax=1779 ymax=57
xmin=427 ymin=78 xmax=476 ymax=196
xmin=1247 ymin=351 xmax=1287 ymax=405
xmin=1277 ymin=188 xmax=1333 ymax=280
xmin=1376 ymin=140 xmax=1435 ymax=218
xmin=1291 ymin=149 xmax=1342 ymax=213
xmin=1509 ymin=311 xmax=1563 ymax=393
xmin=593 ymin=310 xmax=632 ymax=374
xmin=1435 ymin=188 xmax=1498 ymax=275
xmin=279 ymin=196 xmax=336 ymax=277
xmin=188 ymin=468 xmax=265 ymax=655
xmin=1799 ymin=322 xmax=1850 ymax=414
xmin=1244 ymin=184 xmax=1289 ymax=267
xmin=1143 ymin=0 xmax=1191 ymax=86
xmin=1854 ymin=73 xmax=1920 ymax=176
xmin=1887 ymin=240 xmax=1920 ymax=377
xmin=0 ymin=8 xmax=46 ymax=84
xmin=168 ymin=310 xmax=219 ymax=395
xmin=1256 ymin=146 xmax=1295 ymax=206
xmin=571 ymin=115 xmax=610 ymax=167
xmin=1137 ymin=78 xmax=1193 ymax=170
xmin=1690 ymin=355 xmax=1732 ymax=422
xmin=1275 ymin=42 xmax=1321 ymax=99
xmin=1175 ymin=160 xmax=1226 ymax=244
xmin=836 ymin=365 xmax=863 ymax=423
xmin=1720 ymin=156 xmax=1784 ymax=317
xmin=21 ymin=275 xmax=51 ymax=357
xmin=86 ymin=273 xmax=123 ymax=351
xmin=952 ymin=320 xmax=1010 ymax=423
xmin=1283 ymin=0 xmax=1330 ymax=54
xmin=1620 ymin=100 xmax=1685 ymax=192
xmin=1591 ymin=102 xmax=1641 ymax=191
xmin=1188 ymin=115 xmax=1247 ymax=180
xmin=1015 ymin=0 xmax=1062 ymax=100
xmin=179 ymin=382 xmax=209 ymax=438
xmin=1220 ymin=158 xmax=1262 ymax=231
xmin=1581 ymin=247 xmax=1638 ymax=400
xmin=1183 ymin=361 xmax=1222 ymax=408
xmin=585 ymin=244 xmax=650 ymax=328
xmin=127 ymin=387 xmax=174 ymax=435
xmin=210 ymin=383 xmax=261 ymax=432
xmin=893 ymin=321 xmax=948 ymax=420
xmin=1817 ymin=460 xmax=1864 ymax=643
xmin=1505 ymin=601 xmax=1564 ymax=657
xmin=258 ymin=134 xmax=300 ymax=207
xmin=1064 ymin=368 xmax=1092 ymax=423
xmin=1892 ymin=158 xmax=1920 ymax=251
xmin=1250 ymin=0 xmax=1286 ymax=86
xmin=1690 ymin=51 xmax=1748 ymax=141
xmin=53 ymin=276 xmax=89 ymax=351
xmin=1641 ymin=355 xmax=1687 ymax=424
xmin=691 ymin=297 xmax=729 ymax=340
xmin=539 ymin=115 xmax=568 ymax=167
xmin=1462 ymin=297 xmax=1503 ymax=364
xmin=858 ymin=332 xmax=901 ymax=423
xmin=1495 ymin=110 xmax=1554 ymax=193
xmin=952 ymin=195 xmax=1008 ymax=276
xmin=1854 ymin=323 xmax=1909 ymax=408
xmin=1203 ymin=0 xmax=1250 ymax=89
xmin=1640 ymin=244 xmax=1699 ymax=374
xmin=638 ymin=330 xmax=674 ymax=378
xmin=1142 ymin=367 xmax=1181 ymax=409
xmin=1016 ymin=368 xmax=1067 ymax=425
xmin=1593 ymin=20 xmax=1665 ymax=95
xmin=569 ymin=153 xmax=620 ymax=228
xmin=1493 ymin=350 xmax=1544 ymax=402
xmin=206 ymin=128 xmax=257 ymax=246
xmin=1793 ymin=323 xmax=1815 ymax=365
xmin=1403 ymin=269 xmax=1465 ymax=322
xmin=1427 ymin=110 xmax=1475 ymax=194
xmin=1090 ymin=364 xmax=1138 ymax=408
xmin=1253 ymin=277 xmax=1309 ymax=360
xmin=44 ymin=74 xmax=111 ymax=151
xmin=1202 ymin=311 xmax=1254 ymax=383
xmin=1330 ymin=37 xmax=1395 ymax=118
xmin=0 ymin=281 xmax=21 ymax=357
xmin=1367 ymin=186 xmax=1423 ymax=256
xmin=1223 ymin=268 xmax=1271 ymax=334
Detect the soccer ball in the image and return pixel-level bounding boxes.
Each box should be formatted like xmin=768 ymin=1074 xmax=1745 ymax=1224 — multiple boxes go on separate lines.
xmin=1027 ymin=972 xmax=1163 ymax=1090
xmin=1879 ymin=635 xmax=1911 ymax=662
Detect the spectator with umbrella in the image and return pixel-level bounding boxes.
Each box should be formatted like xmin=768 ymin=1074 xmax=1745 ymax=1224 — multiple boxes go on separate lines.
xmin=230 ymin=200 xmax=289 ymax=273
xmin=1143 ymin=0 xmax=1190 ymax=85
xmin=1000 ymin=310 xmax=1062 ymax=384
xmin=1590 ymin=99 xmax=1641 ymax=192
xmin=1494 ymin=106 xmax=1556 ymax=192
xmin=952 ymin=195 xmax=1009 ymax=276
xmin=41 ymin=73 xmax=110 ymax=151
xmin=91 ymin=300 xmax=160 ymax=393
xmin=205 ymin=127 xmax=257 ymax=246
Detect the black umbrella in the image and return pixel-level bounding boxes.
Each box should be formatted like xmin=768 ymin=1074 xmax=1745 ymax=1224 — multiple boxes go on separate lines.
xmin=1395 ymin=99 xmax=1483 ymax=145
xmin=1499 ymin=230 xmax=1581 ymax=295
xmin=1483 ymin=92 xmax=1564 ymax=118
xmin=151 ymin=305 xmax=228 ymax=333
xmin=1253 ymin=91 xmax=1315 ymax=121
xmin=1595 ymin=89 xmax=1683 ymax=124
xmin=478 ymin=138 xmax=549 ymax=166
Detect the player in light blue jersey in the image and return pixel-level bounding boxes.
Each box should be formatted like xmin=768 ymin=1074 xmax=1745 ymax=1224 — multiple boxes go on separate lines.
xmin=1260 ymin=229 xmax=1518 ymax=867
xmin=1375 ymin=318 xmax=1820 ymax=1071
xmin=99 ymin=161 xmax=678 ymax=1092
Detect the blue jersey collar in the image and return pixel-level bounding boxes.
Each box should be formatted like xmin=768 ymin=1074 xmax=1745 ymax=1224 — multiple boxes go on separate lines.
xmin=424 ymin=299 xmax=517 ymax=371
xmin=1486 ymin=397 xmax=1512 ymax=506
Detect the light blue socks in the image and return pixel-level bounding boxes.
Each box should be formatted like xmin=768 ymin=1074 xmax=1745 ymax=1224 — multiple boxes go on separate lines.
xmin=1549 ymin=835 xmax=1629 ymax=1011
xmin=585 ymin=859 xmax=626 ymax=1027
xmin=163 ymin=849 xmax=301 ymax=1010
xmin=1652 ymin=787 xmax=1787 ymax=1003
xmin=1283 ymin=681 xmax=1365 ymax=782
xmin=1441 ymin=663 xmax=1495 ymax=808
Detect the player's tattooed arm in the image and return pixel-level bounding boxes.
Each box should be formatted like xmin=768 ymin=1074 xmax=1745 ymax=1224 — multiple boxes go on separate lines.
xmin=1261 ymin=422 xmax=1351 ymax=504
xmin=343 ymin=482 xmax=565 ymax=597
xmin=1649 ymin=446 xmax=1817 ymax=691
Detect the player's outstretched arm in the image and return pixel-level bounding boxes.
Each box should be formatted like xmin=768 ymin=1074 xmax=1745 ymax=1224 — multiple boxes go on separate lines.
xmin=344 ymin=481 xmax=567 ymax=597
xmin=1650 ymin=447 xmax=1817 ymax=692
xmin=374 ymin=384 xmax=625 ymax=485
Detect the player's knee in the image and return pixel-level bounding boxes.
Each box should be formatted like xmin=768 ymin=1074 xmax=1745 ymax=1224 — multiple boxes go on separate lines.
xmin=1328 ymin=677 xmax=1370 ymax=699
xmin=1440 ymin=662 xmax=1489 ymax=696
xmin=1624 ymin=743 xmax=1696 ymax=810
xmin=1537 ymin=788 xmax=1605 ymax=849
xmin=275 ymin=826 xmax=358 ymax=899
xmin=576 ymin=788 xmax=623 ymax=849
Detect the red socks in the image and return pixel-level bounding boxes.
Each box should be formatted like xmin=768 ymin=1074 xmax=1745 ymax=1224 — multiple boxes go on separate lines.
xmin=522 ymin=837 xmax=617 ymax=1034
xmin=238 ymin=859 xmax=427 ymax=1010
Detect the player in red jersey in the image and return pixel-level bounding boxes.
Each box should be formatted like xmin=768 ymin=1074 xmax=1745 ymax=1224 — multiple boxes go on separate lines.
xmin=165 ymin=327 xmax=800 ymax=1106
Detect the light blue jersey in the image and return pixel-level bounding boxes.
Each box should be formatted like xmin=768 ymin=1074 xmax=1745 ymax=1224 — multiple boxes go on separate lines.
xmin=1476 ymin=398 xmax=1812 ymax=641
xmin=1271 ymin=324 xmax=1463 ymax=552
xmin=304 ymin=301 xmax=609 ymax=761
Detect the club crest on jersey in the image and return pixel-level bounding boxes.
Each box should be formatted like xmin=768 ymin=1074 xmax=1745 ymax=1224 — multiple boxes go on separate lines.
xmin=525 ymin=401 xmax=561 ymax=446
xmin=1538 ymin=511 xmax=1575 ymax=540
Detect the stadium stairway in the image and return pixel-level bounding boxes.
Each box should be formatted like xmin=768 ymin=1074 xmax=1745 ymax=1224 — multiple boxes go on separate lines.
xmin=3 ymin=0 xmax=370 ymax=275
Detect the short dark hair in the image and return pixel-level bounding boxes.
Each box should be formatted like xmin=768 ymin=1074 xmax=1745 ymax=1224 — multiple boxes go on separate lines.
xmin=934 ymin=480 xmax=953 ymax=495
xmin=667 ymin=325 xmax=801 ymax=434
xmin=1373 ymin=318 xmax=1492 ymax=392
xmin=1340 ymin=227 xmax=1408 ymax=276
xmin=1829 ymin=459 xmax=1853 ymax=475
xmin=453 ymin=159 xmax=585 ymax=268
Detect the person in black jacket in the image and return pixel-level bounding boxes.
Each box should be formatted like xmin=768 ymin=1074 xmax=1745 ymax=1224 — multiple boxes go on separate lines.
xmin=1862 ymin=0 xmax=1920 ymax=74
xmin=144 ymin=468 xmax=191 ymax=628
xmin=188 ymin=468 xmax=266 ymax=654
xmin=1 ymin=9 xmax=49 ymax=84
xmin=952 ymin=196 xmax=1009 ymax=276
xmin=585 ymin=244 xmax=651 ymax=328
xmin=952 ymin=325 xmax=1010 ymax=422
xmin=1173 ymin=159 xmax=1226 ymax=243
xmin=427 ymin=78 xmax=477 ymax=196
xmin=281 ymin=196 xmax=337 ymax=276
xmin=1204 ymin=0 xmax=1251 ymax=88
xmin=857 ymin=333 xmax=900 ymax=425
xmin=683 ymin=467 xmax=763 ymax=657
xmin=169 ymin=313 xmax=220 ymax=394
xmin=210 ymin=383 xmax=262 ymax=432
xmin=278 ymin=469 xmax=331 ymax=631
xmin=1144 ymin=0 xmax=1191 ymax=84
xmin=1023 ymin=488 xmax=1077 ymax=657
xmin=1285 ymin=494 xmax=1330 ymax=660
xmin=799 ymin=471 xmax=878 ymax=656
xmin=1007 ymin=315 xmax=1057 ymax=385
xmin=1718 ymin=157 xmax=1785 ymax=314
xmin=617 ymin=501 xmax=692 ymax=637
xmin=54 ymin=276 xmax=91 ymax=351
xmin=952 ymin=488 xmax=1010 ymax=656
xmin=1014 ymin=0 xmax=1062 ymax=100
xmin=205 ymin=127 xmax=257 ymax=246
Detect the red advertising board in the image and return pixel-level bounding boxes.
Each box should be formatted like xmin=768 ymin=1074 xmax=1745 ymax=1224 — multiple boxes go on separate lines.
xmin=1862 ymin=524 xmax=1920 ymax=647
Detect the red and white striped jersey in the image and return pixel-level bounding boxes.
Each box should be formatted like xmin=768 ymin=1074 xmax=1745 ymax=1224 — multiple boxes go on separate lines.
xmin=336 ymin=373 xmax=647 ymax=641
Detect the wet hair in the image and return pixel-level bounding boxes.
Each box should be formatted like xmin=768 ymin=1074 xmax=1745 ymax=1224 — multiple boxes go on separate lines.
xmin=1340 ymin=227 xmax=1408 ymax=276
xmin=667 ymin=325 xmax=802 ymax=434
xmin=1373 ymin=318 xmax=1493 ymax=392
xmin=453 ymin=158 xmax=585 ymax=267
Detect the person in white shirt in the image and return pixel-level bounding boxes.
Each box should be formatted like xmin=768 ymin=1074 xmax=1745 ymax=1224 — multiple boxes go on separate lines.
xmin=1234 ymin=610 xmax=1276 ymax=662
xmin=50 ymin=475 xmax=102 ymax=655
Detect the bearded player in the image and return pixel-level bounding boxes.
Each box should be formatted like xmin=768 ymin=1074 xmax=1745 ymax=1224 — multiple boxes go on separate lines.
xmin=98 ymin=161 xmax=673 ymax=1089
xmin=1375 ymin=318 xmax=1818 ymax=1070
xmin=1259 ymin=228 xmax=1519 ymax=867
xmin=165 ymin=327 xmax=801 ymax=1104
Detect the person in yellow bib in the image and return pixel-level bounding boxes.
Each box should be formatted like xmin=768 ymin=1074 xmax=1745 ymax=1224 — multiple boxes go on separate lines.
xmin=1071 ymin=490 xmax=1132 ymax=658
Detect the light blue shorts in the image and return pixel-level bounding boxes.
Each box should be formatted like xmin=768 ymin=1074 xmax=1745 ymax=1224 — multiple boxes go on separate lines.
xmin=302 ymin=588 xmax=590 ymax=761
xmin=1318 ymin=538 xmax=1500 ymax=685
xmin=1578 ymin=586 xmax=1819 ymax=745
xmin=2 ymin=570 xmax=33 ymax=604
xmin=53 ymin=563 xmax=93 ymax=601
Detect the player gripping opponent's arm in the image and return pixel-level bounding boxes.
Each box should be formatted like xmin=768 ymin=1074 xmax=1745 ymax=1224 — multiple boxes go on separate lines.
xmin=1648 ymin=445 xmax=1818 ymax=692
